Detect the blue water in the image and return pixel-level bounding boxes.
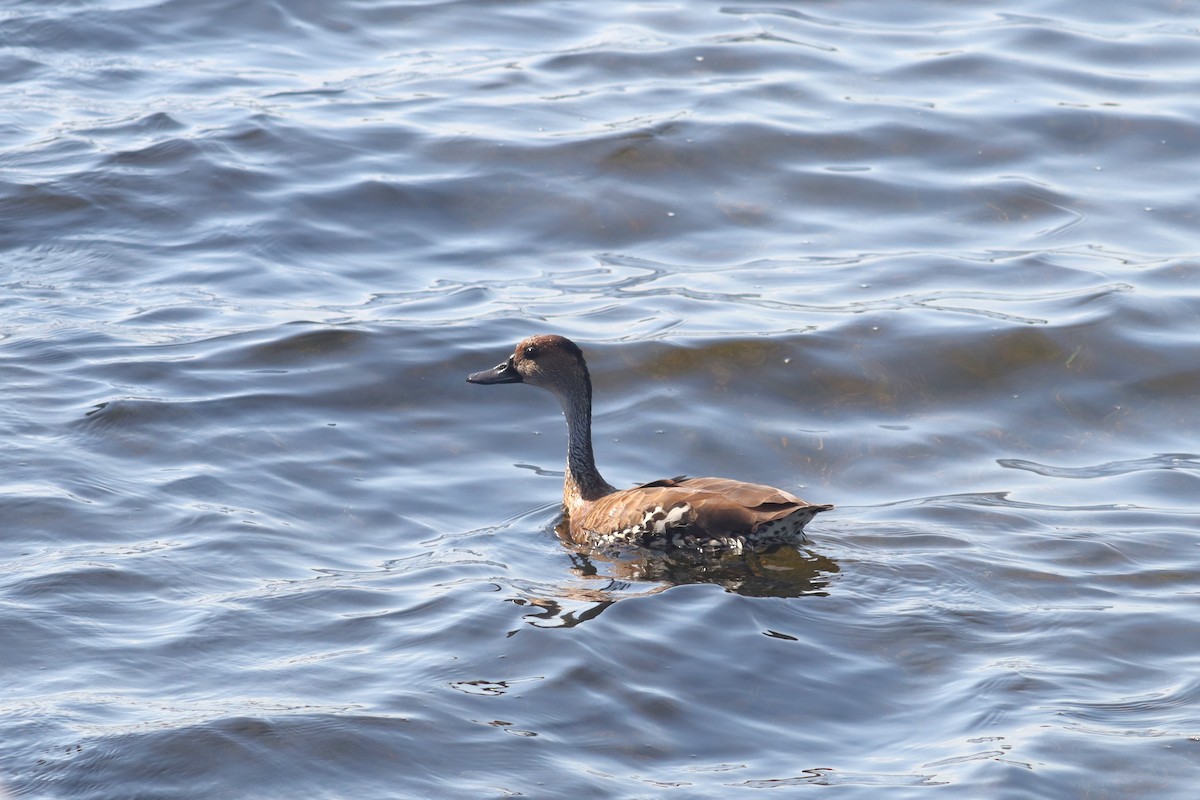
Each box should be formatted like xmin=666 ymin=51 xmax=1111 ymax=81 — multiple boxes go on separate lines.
xmin=3 ymin=1 xmax=1199 ymax=797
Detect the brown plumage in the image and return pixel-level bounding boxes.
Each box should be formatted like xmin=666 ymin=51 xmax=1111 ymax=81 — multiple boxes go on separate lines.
xmin=467 ymin=334 xmax=832 ymax=552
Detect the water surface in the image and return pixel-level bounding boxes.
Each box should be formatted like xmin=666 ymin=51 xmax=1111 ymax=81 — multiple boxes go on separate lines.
xmin=3 ymin=0 xmax=1199 ymax=797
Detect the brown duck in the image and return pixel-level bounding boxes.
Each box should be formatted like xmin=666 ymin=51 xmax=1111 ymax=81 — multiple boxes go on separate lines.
xmin=467 ymin=334 xmax=832 ymax=552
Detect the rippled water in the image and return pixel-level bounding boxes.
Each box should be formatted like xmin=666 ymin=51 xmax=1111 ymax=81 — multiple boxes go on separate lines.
xmin=3 ymin=0 xmax=1200 ymax=797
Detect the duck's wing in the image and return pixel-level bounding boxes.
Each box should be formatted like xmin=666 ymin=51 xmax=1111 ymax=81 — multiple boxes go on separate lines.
xmin=668 ymin=476 xmax=809 ymax=509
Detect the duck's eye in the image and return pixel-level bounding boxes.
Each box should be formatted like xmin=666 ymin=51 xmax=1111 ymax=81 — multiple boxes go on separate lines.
xmin=523 ymin=345 xmax=539 ymax=359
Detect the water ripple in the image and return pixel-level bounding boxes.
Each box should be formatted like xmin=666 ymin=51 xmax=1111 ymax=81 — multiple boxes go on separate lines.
xmin=999 ymin=452 xmax=1200 ymax=479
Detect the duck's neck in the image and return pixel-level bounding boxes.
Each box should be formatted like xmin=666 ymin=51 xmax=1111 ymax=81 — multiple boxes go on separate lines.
xmin=558 ymin=385 xmax=613 ymax=510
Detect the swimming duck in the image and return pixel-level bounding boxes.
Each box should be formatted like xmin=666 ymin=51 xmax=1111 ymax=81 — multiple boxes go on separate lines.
xmin=467 ymin=335 xmax=832 ymax=552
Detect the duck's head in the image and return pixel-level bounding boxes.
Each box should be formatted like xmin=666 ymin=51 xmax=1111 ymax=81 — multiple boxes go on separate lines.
xmin=467 ymin=334 xmax=591 ymax=401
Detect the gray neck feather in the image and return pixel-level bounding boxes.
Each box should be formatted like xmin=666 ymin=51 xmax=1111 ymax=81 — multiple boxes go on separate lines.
xmin=558 ymin=378 xmax=612 ymax=501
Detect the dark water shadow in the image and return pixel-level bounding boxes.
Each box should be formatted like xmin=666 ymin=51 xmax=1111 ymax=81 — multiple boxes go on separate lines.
xmin=564 ymin=537 xmax=840 ymax=599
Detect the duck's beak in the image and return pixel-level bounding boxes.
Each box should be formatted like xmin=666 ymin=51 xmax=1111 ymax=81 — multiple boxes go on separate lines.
xmin=467 ymin=357 xmax=522 ymax=385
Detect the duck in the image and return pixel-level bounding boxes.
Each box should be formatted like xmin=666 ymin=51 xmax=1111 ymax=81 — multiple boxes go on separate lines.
xmin=467 ymin=334 xmax=832 ymax=552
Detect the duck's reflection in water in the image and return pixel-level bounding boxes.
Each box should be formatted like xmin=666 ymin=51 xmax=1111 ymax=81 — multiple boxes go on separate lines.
xmin=568 ymin=540 xmax=839 ymax=599
xmin=510 ymin=529 xmax=840 ymax=628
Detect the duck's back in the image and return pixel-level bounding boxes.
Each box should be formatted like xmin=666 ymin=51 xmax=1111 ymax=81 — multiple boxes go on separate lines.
xmin=569 ymin=476 xmax=831 ymax=551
